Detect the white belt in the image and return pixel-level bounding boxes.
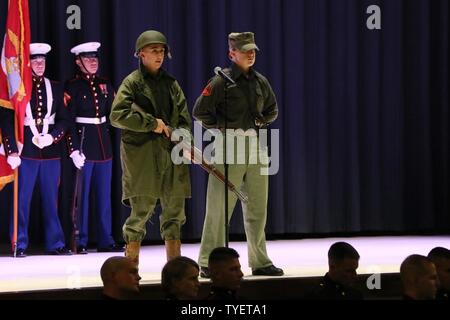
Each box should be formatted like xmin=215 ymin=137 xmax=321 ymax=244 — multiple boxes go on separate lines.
xmin=76 ymin=116 xmax=106 ymax=124
xmin=24 ymin=114 xmax=55 ymax=126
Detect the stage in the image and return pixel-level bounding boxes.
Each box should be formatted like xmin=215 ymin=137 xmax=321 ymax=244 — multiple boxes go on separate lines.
xmin=1 ymin=235 xmax=449 ymax=296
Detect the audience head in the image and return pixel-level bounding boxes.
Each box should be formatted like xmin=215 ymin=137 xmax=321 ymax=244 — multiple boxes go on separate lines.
xmin=161 ymin=256 xmax=200 ymax=300
xmin=400 ymin=254 xmax=438 ymax=300
xmin=327 ymin=242 xmax=360 ymax=287
xmin=427 ymin=247 xmax=450 ymax=292
xmin=208 ymin=247 xmax=244 ymax=291
xmin=100 ymin=256 xmax=141 ymax=300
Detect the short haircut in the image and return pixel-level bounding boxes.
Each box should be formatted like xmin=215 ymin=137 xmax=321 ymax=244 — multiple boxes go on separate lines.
xmin=100 ymin=256 xmax=131 ymax=284
xmin=208 ymin=247 xmax=240 ymax=267
xmin=427 ymin=247 xmax=450 ymax=261
xmin=400 ymin=254 xmax=434 ymax=284
xmin=161 ymin=256 xmax=199 ymax=295
xmin=328 ymin=242 xmax=360 ymax=262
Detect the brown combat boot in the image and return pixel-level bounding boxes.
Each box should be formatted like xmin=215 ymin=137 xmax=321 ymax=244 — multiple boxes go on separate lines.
xmin=165 ymin=239 xmax=181 ymax=261
xmin=125 ymin=241 xmax=140 ymax=265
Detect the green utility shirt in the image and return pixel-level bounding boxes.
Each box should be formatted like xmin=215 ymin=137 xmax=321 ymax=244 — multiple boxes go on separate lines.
xmin=110 ymin=66 xmax=191 ymax=204
xmin=193 ymin=63 xmax=278 ymax=130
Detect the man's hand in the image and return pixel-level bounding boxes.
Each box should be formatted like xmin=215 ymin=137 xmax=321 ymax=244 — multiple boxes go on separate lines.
xmin=31 ymin=135 xmax=41 ymax=148
xmin=183 ymin=147 xmax=202 ymax=164
xmin=255 ymin=116 xmax=266 ymax=128
xmin=32 ymin=134 xmax=53 ymax=149
xmin=37 ymin=134 xmax=54 ymax=148
xmin=7 ymin=154 xmax=21 ymax=170
xmin=70 ymin=150 xmax=86 ymax=169
xmin=153 ymin=118 xmax=170 ymax=137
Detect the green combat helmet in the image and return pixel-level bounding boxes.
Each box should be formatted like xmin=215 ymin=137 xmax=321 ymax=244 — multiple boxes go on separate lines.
xmin=135 ymin=30 xmax=172 ymax=59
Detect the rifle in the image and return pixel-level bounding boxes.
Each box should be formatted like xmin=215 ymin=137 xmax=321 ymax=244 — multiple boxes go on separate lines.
xmin=167 ymin=126 xmax=249 ymax=203
xmin=70 ymin=127 xmax=85 ymax=253
xmin=129 ymin=102 xmax=249 ymax=203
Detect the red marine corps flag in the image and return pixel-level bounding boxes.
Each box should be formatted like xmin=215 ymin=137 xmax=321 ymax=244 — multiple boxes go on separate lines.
xmin=0 ymin=0 xmax=31 ymax=255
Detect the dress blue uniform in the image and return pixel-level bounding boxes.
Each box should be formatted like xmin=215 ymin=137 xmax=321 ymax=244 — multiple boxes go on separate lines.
xmin=14 ymin=43 xmax=72 ymax=256
xmin=0 ymin=107 xmax=19 ymax=188
xmin=65 ymin=42 xmax=121 ymax=253
xmin=0 ymin=107 xmax=18 ymax=156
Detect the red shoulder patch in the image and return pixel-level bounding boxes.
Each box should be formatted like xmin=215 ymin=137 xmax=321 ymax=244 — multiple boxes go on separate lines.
xmin=201 ymin=83 xmax=212 ymax=97
xmin=63 ymin=92 xmax=71 ymax=107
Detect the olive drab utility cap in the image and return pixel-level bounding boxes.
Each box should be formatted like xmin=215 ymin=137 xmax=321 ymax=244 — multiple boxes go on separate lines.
xmin=228 ymin=32 xmax=259 ymax=52
xmin=135 ymin=30 xmax=172 ymax=59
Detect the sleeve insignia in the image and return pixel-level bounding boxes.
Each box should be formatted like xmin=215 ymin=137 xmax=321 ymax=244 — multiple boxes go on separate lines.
xmin=201 ymin=83 xmax=212 ymax=97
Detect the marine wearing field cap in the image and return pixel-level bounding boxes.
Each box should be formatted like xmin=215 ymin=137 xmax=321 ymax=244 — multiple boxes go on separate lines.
xmin=193 ymin=31 xmax=282 ymax=278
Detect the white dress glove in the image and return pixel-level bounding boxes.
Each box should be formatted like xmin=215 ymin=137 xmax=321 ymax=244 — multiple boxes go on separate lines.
xmin=32 ymin=135 xmax=41 ymax=148
xmin=32 ymin=134 xmax=54 ymax=149
xmin=70 ymin=150 xmax=86 ymax=169
xmin=7 ymin=155 xmax=21 ymax=170
xmin=37 ymin=134 xmax=54 ymax=148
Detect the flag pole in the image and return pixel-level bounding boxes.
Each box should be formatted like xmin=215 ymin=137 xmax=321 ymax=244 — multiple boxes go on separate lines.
xmin=12 ymin=168 xmax=18 ymax=258
xmin=2 ymin=0 xmax=31 ymax=258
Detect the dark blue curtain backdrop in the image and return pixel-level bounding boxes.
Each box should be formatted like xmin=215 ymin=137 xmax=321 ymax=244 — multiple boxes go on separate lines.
xmin=0 ymin=0 xmax=448 ymax=247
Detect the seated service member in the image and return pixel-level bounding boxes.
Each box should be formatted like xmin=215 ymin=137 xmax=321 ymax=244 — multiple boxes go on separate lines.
xmin=305 ymin=242 xmax=363 ymax=300
xmin=401 ymin=254 xmax=438 ymax=300
xmin=100 ymin=256 xmax=141 ymax=300
xmin=161 ymin=256 xmax=200 ymax=300
xmin=428 ymin=247 xmax=450 ymax=300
